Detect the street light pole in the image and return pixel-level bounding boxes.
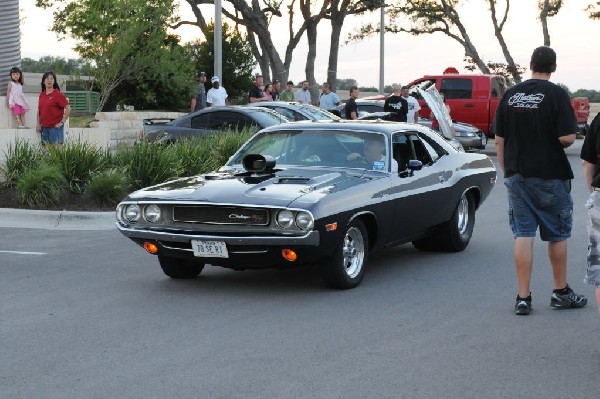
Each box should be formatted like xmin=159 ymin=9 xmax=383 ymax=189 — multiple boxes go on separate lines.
xmin=215 ymin=0 xmax=223 ymax=82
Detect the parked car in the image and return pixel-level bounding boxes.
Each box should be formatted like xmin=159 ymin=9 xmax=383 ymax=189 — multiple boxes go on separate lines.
xmin=116 ymin=116 xmax=496 ymax=289
xmin=571 ymin=97 xmax=590 ymax=136
xmin=336 ymin=100 xmax=487 ymax=151
xmin=140 ymin=106 xmax=289 ymax=143
xmin=250 ymin=101 xmax=341 ymax=121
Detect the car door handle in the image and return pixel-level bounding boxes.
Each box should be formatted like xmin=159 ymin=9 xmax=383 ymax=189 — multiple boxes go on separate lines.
xmin=438 ymin=175 xmax=445 ymax=183
xmin=464 ymin=103 xmax=475 ymax=107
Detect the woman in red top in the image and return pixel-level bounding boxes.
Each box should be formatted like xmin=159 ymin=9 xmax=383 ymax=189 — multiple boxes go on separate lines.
xmin=36 ymin=71 xmax=71 ymax=145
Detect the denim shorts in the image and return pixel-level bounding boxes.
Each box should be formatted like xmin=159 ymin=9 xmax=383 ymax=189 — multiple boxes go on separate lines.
xmin=585 ymin=191 xmax=600 ymax=287
xmin=504 ymin=174 xmax=573 ymax=242
xmin=41 ymin=126 xmax=64 ymax=145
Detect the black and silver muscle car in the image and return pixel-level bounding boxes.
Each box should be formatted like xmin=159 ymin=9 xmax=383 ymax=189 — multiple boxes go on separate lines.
xmin=116 ymin=115 xmax=496 ymax=289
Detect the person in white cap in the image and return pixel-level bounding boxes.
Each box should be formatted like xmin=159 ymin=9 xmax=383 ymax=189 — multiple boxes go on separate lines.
xmin=207 ymin=76 xmax=228 ymax=107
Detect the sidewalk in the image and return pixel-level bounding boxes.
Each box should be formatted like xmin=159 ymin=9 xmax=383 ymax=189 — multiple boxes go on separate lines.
xmin=0 ymin=208 xmax=115 ymax=230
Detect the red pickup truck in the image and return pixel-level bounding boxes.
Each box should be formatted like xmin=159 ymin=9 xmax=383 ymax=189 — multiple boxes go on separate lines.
xmin=571 ymin=97 xmax=590 ymax=136
xmin=407 ymin=73 xmax=589 ymax=137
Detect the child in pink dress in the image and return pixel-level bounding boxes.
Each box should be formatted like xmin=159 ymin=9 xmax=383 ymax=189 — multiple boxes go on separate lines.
xmin=6 ymin=67 xmax=31 ymax=128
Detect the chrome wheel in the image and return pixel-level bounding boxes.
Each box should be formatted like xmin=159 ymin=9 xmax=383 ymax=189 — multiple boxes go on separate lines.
xmin=456 ymin=194 xmax=469 ymax=235
xmin=342 ymin=226 xmax=365 ymax=278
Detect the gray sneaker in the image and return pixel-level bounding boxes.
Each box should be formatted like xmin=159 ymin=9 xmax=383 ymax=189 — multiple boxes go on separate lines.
xmin=515 ymin=294 xmax=532 ymax=315
xmin=550 ymin=285 xmax=587 ymax=309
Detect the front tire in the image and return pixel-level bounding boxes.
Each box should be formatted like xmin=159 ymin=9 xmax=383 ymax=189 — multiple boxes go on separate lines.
xmin=412 ymin=192 xmax=475 ymax=252
xmin=158 ymin=256 xmax=205 ymax=279
xmin=322 ymin=219 xmax=369 ymax=289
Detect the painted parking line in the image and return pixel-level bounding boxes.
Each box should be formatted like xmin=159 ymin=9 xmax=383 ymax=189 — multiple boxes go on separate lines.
xmin=0 ymin=250 xmax=46 ymax=255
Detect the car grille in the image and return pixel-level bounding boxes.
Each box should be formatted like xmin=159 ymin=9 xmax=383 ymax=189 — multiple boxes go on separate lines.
xmin=172 ymin=205 xmax=270 ymax=226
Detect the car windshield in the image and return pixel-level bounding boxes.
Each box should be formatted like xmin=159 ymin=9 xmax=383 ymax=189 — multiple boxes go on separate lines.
xmin=246 ymin=109 xmax=290 ymax=126
xmin=227 ymin=129 xmax=390 ymax=171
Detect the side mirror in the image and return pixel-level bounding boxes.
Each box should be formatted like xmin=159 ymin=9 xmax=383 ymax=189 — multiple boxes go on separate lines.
xmin=407 ymin=159 xmax=423 ymax=171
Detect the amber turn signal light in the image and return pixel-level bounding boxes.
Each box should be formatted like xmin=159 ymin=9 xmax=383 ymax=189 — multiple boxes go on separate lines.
xmin=143 ymin=242 xmax=159 ymax=254
xmin=281 ymin=249 xmax=297 ymax=262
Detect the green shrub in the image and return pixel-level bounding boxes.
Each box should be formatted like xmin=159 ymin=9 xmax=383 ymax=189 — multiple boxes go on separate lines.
xmin=16 ymin=164 xmax=68 ymax=207
xmin=45 ymin=141 xmax=111 ymax=193
xmin=88 ymin=169 xmax=129 ymax=206
xmin=115 ymin=140 xmax=183 ymax=190
xmin=172 ymin=129 xmax=254 ymax=176
xmin=0 ymin=139 xmax=45 ymax=187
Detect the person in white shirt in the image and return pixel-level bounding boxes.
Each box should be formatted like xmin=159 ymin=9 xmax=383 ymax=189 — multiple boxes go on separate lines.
xmin=318 ymin=82 xmax=341 ymax=111
xmin=207 ymin=76 xmax=228 ymax=107
xmin=401 ymin=85 xmax=421 ymax=123
xmin=296 ymin=80 xmax=311 ymax=104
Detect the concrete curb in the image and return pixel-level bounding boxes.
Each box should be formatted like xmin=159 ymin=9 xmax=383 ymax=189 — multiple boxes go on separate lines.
xmin=0 ymin=208 xmax=115 ymax=230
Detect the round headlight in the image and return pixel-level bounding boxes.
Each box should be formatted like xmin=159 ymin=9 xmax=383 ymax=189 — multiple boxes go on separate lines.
xmin=144 ymin=204 xmax=161 ymax=223
xmin=295 ymin=212 xmax=314 ymax=230
xmin=276 ymin=210 xmax=295 ymax=229
xmin=124 ymin=204 xmax=141 ymax=222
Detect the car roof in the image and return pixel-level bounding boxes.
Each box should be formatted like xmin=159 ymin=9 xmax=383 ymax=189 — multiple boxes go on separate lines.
xmin=259 ymin=119 xmax=428 ymax=137
xmin=171 ymin=105 xmax=289 ymax=124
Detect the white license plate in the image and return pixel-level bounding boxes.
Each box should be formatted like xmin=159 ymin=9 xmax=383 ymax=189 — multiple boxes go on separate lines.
xmin=191 ymin=240 xmax=229 ymax=258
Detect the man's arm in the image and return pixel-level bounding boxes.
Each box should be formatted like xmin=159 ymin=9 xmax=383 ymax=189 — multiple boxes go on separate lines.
xmin=190 ymin=97 xmax=197 ymax=113
xmin=583 ymin=160 xmax=595 ymax=192
xmin=558 ymin=133 xmax=576 ymax=148
xmin=495 ymin=135 xmax=505 ymax=173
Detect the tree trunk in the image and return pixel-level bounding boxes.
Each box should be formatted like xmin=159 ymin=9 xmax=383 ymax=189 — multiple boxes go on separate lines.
xmin=489 ymin=0 xmax=521 ymax=83
xmin=247 ymin=28 xmax=271 ymax=82
xmin=540 ymin=0 xmax=551 ymax=46
xmin=327 ymin=0 xmax=349 ymax=92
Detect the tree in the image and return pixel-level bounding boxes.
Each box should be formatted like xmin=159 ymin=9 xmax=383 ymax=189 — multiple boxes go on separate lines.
xmin=587 ymin=2 xmax=600 ymax=19
xmin=183 ymin=22 xmax=256 ymax=103
xmin=20 ymin=56 xmax=89 ymax=75
xmin=349 ymin=1 xmax=530 ymax=83
xmin=538 ymin=0 xmax=563 ymax=46
xmin=36 ymin=0 xmax=183 ymax=111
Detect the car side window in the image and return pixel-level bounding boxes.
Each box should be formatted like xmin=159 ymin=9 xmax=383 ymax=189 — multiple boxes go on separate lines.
xmin=440 ymin=78 xmax=472 ymax=100
xmin=191 ymin=114 xmax=211 ymax=129
xmin=210 ymin=112 xmax=256 ymax=130
xmin=273 ymin=107 xmax=301 ymax=121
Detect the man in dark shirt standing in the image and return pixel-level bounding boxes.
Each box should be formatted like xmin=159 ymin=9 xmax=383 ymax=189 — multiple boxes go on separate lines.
xmin=495 ymin=46 xmax=587 ymax=315
xmin=190 ymin=71 xmax=208 ymax=112
xmin=383 ymin=83 xmax=408 ymax=122
xmin=248 ymin=75 xmax=268 ymax=103
xmin=345 ymin=86 xmax=359 ymax=120
xmin=580 ymin=112 xmax=600 ymax=312
xmin=271 ymin=80 xmax=281 ymax=101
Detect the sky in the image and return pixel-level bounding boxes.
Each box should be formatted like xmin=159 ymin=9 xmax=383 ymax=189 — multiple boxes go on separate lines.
xmin=18 ymin=0 xmax=600 ymax=91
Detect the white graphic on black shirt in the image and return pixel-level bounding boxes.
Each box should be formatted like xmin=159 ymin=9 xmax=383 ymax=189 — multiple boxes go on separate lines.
xmin=508 ymin=93 xmax=544 ymax=109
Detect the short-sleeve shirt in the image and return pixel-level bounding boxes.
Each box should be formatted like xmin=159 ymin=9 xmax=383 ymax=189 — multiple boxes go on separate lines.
xmin=249 ymin=85 xmax=264 ymax=102
xmin=345 ymin=98 xmax=358 ymax=120
xmin=319 ymin=92 xmax=341 ymax=110
xmin=404 ymin=95 xmax=421 ymax=122
xmin=207 ymin=86 xmax=228 ymax=107
xmin=38 ymin=89 xmax=69 ymax=127
xmin=296 ymin=89 xmax=311 ymax=104
xmin=494 ymin=79 xmax=576 ymax=180
xmin=280 ymin=91 xmax=295 ymax=102
xmin=384 ymin=95 xmax=408 ymax=122
xmin=581 ymin=113 xmax=600 ymax=187
xmin=271 ymin=90 xmax=280 ymax=101
xmin=193 ymin=84 xmax=207 ymax=111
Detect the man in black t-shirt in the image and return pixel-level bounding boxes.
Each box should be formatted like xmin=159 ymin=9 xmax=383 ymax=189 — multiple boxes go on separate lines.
xmin=248 ymin=75 xmax=267 ymax=103
xmin=580 ymin=112 xmax=600 ymax=311
xmin=495 ymin=46 xmax=586 ymax=315
xmin=345 ymin=86 xmax=359 ymax=120
xmin=383 ymin=84 xmax=408 ymax=122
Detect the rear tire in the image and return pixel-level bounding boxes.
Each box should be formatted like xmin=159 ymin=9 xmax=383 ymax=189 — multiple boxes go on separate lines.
xmin=412 ymin=192 xmax=475 ymax=252
xmin=158 ymin=256 xmax=205 ymax=279
xmin=322 ymin=219 xmax=369 ymax=289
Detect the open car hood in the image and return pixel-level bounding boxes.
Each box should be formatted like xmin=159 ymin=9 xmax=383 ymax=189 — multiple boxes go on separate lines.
xmin=418 ymin=87 xmax=457 ymax=141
